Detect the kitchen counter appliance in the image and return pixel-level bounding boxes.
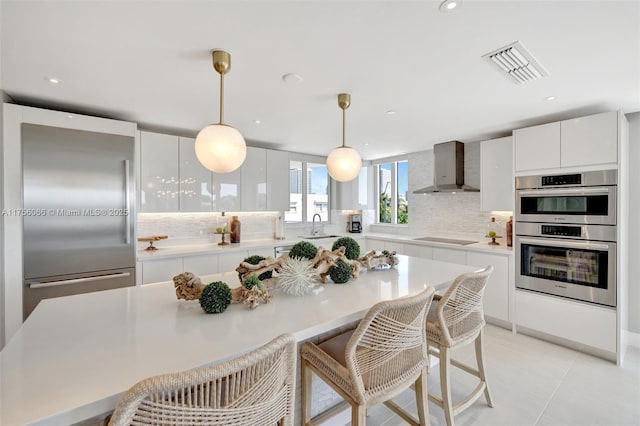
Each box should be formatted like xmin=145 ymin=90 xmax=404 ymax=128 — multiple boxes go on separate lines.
xmin=347 ymin=213 xmax=362 ymax=233
xmin=22 ymin=124 xmax=136 ymax=319
xmin=515 ymin=170 xmax=617 ymax=307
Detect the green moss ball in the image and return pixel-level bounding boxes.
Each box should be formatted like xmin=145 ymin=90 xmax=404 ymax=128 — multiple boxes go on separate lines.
xmin=332 ymin=237 xmax=361 ymax=260
xmin=329 ymin=260 xmax=352 ymax=284
xmin=199 ymin=281 xmax=232 ymax=314
xmin=289 ymin=241 xmax=318 ymax=260
xmin=239 ymin=255 xmax=272 ymax=282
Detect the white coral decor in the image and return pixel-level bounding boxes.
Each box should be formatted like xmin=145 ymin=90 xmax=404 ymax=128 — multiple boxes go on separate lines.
xmin=274 ymin=257 xmax=317 ymax=296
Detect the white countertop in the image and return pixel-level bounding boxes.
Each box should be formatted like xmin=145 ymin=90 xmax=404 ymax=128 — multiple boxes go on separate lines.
xmin=0 ymin=255 xmax=477 ymax=425
xmin=137 ymin=231 xmax=511 ymax=261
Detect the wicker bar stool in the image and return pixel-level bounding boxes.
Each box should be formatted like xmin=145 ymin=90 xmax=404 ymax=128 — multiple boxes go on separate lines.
xmin=425 ymin=266 xmax=494 ymax=426
xmin=300 ymin=287 xmax=436 ymax=426
xmin=108 ymin=333 xmax=296 ymax=426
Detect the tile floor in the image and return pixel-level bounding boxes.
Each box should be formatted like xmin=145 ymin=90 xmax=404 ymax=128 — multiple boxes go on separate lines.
xmin=317 ymin=325 xmax=640 ymax=426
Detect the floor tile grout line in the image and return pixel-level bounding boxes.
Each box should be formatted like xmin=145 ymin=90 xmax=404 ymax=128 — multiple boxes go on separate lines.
xmin=532 ymin=351 xmax=579 ymax=426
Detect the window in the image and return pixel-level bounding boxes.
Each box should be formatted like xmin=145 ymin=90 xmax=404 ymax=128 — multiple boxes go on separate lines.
xmin=285 ymin=160 xmax=330 ymax=223
xmin=376 ymin=160 xmax=408 ymax=224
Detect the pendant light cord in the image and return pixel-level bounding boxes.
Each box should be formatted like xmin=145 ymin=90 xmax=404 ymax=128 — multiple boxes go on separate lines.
xmin=219 ymin=72 xmax=225 ymax=125
xmin=342 ymin=107 xmax=346 ymax=148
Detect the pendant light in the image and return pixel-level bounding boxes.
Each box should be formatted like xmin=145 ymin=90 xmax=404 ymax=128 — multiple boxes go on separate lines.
xmin=195 ymin=50 xmax=247 ymax=173
xmin=327 ymin=93 xmax=362 ymax=182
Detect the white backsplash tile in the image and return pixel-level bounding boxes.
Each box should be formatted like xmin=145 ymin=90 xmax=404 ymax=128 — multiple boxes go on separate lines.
xmin=137 ymin=212 xmax=280 ymax=248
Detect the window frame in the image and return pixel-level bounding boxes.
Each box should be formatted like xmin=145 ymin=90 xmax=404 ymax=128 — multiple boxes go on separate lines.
xmin=286 ymin=155 xmax=331 ymax=225
xmin=374 ymin=156 xmax=409 ymax=226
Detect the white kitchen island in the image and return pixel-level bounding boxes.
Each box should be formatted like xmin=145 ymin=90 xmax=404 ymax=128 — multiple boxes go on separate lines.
xmin=0 ymin=255 xmax=479 ymax=425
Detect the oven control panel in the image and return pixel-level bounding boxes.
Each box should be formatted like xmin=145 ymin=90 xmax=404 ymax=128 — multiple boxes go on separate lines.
xmin=541 ymin=173 xmax=581 ymax=186
xmin=540 ymin=224 xmax=583 ymax=237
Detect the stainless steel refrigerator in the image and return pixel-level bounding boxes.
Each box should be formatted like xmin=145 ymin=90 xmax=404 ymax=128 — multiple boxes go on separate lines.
xmin=22 ymin=123 xmax=136 ymax=319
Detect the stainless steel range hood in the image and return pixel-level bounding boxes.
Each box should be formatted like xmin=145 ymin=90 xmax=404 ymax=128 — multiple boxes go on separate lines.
xmin=413 ymin=141 xmax=479 ymax=193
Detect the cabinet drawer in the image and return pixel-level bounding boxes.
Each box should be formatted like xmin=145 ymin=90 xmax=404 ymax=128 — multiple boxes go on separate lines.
xmin=516 ymin=290 xmax=616 ymax=353
xmin=142 ymin=258 xmax=183 ymax=284
xmin=432 ymin=247 xmax=466 ymax=264
xmin=183 ymin=254 xmax=218 ymax=276
xmin=404 ymin=244 xmax=433 ymax=259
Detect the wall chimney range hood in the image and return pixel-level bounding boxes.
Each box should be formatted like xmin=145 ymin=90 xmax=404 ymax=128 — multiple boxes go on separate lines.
xmin=413 ymin=141 xmax=479 ymax=193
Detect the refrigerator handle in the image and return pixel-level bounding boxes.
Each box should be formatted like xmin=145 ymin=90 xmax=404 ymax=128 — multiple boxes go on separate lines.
xmin=124 ymin=159 xmax=131 ymax=245
xmin=28 ymin=272 xmax=131 ymax=289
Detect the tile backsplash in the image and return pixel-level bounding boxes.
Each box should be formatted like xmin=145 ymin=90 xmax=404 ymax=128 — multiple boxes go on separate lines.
xmin=137 ymin=212 xmax=281 ymax=247
xmin=369 ymin=142 xmax=512 ymax=237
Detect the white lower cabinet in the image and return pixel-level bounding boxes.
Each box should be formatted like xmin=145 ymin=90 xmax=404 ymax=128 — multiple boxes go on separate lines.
xmin=404 ymin=243 xmax=433 ymax=259
xmin=432 ymin=247 xmax=467 ymax=264
xmin=516 ymin=290 xmax=616 ymax=354
xmin=141 ymin=247 xmax=275 ymax=284
xmin=218 ymin=251 xmax=247 ymax=274
xmin=384 ymin=241 xmax=406 ymax=255
xmin=467 ymin=252 xmax=510 ymax=323
xmin=142 ymin=258 xmax=183 ymax=284
xmin=183 ymin=254 xmax=218 ymax=277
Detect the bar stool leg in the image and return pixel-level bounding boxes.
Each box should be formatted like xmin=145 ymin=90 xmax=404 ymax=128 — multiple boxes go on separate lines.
xmin=440 ymin=345 xmax=454 ymax=426
xmin=475 ymin=329 xmax=493 ymax=407
xmin=301 ymin=360 xmax=313 ymax=425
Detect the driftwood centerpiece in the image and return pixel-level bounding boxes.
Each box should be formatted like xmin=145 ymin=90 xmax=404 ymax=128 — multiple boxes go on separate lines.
xmin=357 ymin=250 xmax=400 ymax=270
xmin=173 ymin=272 xmax=205 ymax=301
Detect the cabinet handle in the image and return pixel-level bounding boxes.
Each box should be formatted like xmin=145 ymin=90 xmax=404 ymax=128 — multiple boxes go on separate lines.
xmin=29 ymin=272 xmax=131 ymax=289
xmin=124 ymin=160 xmax=131 ymax=245
xmin=518 ymin=187 xmax=609 ymax=197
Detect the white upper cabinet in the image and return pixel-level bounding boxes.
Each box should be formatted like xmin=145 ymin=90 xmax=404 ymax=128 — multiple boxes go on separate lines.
xmin=140 ymin=131 xmax=179 ymax=212
xmin=514 ymin=122 xmax=561 ymax=172
xmin=266 ymin=149 xmax=290 ymax=212
xmin=514 ymin=111 xmax=619 ymax=173
xmin=480 ymin=136 xmax=513 ymax=212
xmin=240 ymin=147 xmax=267 ymax=211
xmin=179 ymin=137 xmax=213 ymax=212
xmin=560 ymin=111 xmax=618 ymax=168
xmin=212 ymin=167 xmax=241 ymax=212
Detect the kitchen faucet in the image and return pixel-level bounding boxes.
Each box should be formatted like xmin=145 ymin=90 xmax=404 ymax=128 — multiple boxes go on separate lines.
xmin=311 ymin=213 xmax=322 ymax=236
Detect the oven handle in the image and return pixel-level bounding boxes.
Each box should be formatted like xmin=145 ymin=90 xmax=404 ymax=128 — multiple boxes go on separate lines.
xmin=517 ymin=187 xmax=610 ymax=197
xmin=517 ymin=237 xmax=611 ymax=251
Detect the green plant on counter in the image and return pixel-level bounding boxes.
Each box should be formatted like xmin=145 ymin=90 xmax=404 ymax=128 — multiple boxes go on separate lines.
xmin=329 ymin=259 xmax=352 ymax=284
xmin=199 ymin=281 xmax=232 ymax=314
xmin=289 ymin=241 xmax=318 ymax=260
xmin=243 ymin=273 xmax=263 ymax=292
xmin=239 ymin=255 xmax=272 ymax=282
xmin=331 ymin=237 xmax=361 ymax=260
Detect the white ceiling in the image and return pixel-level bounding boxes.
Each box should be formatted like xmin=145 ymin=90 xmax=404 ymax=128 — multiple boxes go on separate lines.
xmin=1 ymin=1 xmax=639 ymax=160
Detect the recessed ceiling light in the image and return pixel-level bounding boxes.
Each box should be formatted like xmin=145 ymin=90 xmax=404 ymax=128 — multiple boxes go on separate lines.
xmin=545 ymin=96 xmax=556 ymax=101
xmin=254 ymin=120 xmax=261 ymax=124
xmin=282 ymin=73 xmax=303 ymax=84
xmin=439 ymin=0 xmax=461 ymax=13
xmin=66 ymin=115 xmax=74 ymax=119
xmin=364 ymin=143 xmax=370 ymax=146
xmin=44 ymin=77 xmax=62 ymax=84
xmin=386 ymin=110 xmax=396 ymax=115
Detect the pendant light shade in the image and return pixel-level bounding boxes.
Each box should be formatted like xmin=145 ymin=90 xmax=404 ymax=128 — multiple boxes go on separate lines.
xmin=195 ymin=124 xmax=246 ymax=173
xmin=195 ymin=50 xmax=247 ymax=174
xmin=327 ymin=93 xmax=362 ymax=182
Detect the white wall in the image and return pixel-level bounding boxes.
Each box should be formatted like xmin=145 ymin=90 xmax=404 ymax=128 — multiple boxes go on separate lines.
xmin=626 ymin=112 xmax=640 ymax=333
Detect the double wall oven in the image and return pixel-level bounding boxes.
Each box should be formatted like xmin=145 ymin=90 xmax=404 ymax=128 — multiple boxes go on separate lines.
xmin=515 ymin=170 xmax=617 ymax=307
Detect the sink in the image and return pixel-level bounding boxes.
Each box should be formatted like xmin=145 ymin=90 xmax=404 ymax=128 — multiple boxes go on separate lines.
xmin=413 ymin=236 xmax=478 ymax=245
xmin=299 ymin=235 xmax=340 ymax=240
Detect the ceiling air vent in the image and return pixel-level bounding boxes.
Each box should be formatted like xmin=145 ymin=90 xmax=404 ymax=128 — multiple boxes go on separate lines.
xmin=482 ymin=41 xmax=548 ymax=84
